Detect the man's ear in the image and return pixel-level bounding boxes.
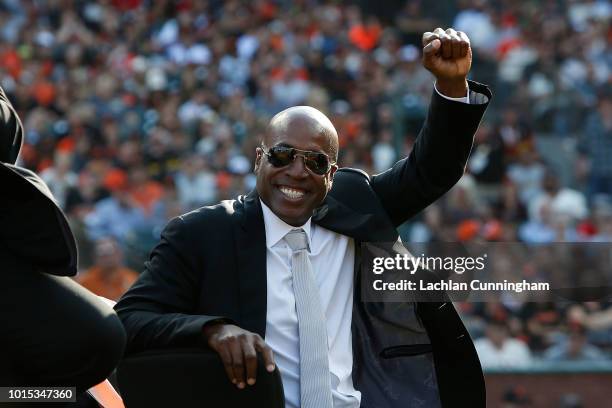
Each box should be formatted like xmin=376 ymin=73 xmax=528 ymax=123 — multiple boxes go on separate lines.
xmin=254 ymin=147 xmax=263 ymax=172
xmin=326 ymin=164 xmax=338 ymax=191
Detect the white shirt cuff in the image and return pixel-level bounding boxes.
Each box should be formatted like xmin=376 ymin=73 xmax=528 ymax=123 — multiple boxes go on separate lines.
xmin=434 ymin=81 xmax=470 ymax=104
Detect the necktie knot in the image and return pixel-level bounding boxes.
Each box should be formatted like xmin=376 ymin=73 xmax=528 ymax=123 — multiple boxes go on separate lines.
xmin=285 ymin=229 xmax=308 ymax=252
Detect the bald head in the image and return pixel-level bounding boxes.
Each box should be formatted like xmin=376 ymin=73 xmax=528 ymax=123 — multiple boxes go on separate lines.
xmin=265 ymin=106 xmax=339 ymax=161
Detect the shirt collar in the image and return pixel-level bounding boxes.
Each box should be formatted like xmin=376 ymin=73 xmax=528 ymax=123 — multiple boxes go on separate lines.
xmin=260 ymin=199 xmax=311 ymax=250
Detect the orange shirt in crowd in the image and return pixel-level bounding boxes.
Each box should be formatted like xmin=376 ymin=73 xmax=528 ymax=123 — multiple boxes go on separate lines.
xmin=131 ymin=181 xmax=164 ymax=214
xmin=78 ymin=266 xmax=139 ymax=301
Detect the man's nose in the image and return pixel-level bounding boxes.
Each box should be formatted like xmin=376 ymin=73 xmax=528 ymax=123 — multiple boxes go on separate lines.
xmin=285 ymin=154 xmax=308 ymax=178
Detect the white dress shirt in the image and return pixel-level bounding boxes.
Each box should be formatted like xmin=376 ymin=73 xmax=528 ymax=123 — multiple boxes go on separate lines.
xmin=261 ymin=201 xmax=360 ymax=408
xmin=434 ymin=81 xmax=470 ymax=103
xmin=260 ymin=85 xmax=470 ymax=407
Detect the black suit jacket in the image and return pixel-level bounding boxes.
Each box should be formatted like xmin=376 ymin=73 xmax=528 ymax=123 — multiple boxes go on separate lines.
xmin=115 ymin=81 xmax=492 ymax=407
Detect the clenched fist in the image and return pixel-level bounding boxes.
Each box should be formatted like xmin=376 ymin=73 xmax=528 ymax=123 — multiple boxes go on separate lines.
xmin=422 ymin=27 xmax=472 ymax=97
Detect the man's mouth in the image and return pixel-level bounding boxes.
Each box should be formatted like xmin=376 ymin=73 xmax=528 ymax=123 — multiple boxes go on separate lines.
xmin=278 ymin=185 xmax=306 ymax=200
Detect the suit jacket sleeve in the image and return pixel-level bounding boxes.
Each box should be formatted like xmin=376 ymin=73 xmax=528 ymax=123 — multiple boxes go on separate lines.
xmin=114 ymin=216 xmax=230 ymax=353
xmin=370 ymin=80 xmax=491 ymax=227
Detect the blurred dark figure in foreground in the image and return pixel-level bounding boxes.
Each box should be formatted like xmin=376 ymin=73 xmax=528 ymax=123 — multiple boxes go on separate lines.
xmin=0 ymin=86 xmax=125 ymax=395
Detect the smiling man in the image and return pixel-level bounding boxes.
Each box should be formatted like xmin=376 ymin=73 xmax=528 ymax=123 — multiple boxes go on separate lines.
xmin=116 ymin=28 xmax=492 ymax=408
xmin=256 ymin=107 xmax=339 ymax=227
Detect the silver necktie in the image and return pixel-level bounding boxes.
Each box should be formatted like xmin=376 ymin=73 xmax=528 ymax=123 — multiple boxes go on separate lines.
xmin=284 ymin=229 xmax=334 ymax=408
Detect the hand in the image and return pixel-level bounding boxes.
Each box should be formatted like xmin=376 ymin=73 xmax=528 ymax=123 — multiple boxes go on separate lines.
xmin=203 ymin=323 xmax=275 ymax=389
xmin=422 ymin=27 xmax=472 ymax=97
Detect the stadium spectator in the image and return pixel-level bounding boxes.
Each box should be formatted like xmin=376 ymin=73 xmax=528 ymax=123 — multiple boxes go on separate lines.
xmin=78 ymin=237 xmax=139 ymax=301
xmin=84 ymin=169 xmax=147 ymax=244
xmin=528 ymin=171 xmax=588 ymax=225
xmin=543 ymin=323 xmax=605 ymax=362
xmin=475 ymin=321 xmax=533 ymax=368
xmin=577 ymin=92 xmax=612 ymax=199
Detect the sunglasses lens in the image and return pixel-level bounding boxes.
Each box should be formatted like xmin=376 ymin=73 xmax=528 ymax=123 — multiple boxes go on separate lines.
xmin=268 ymin=146 xmax=294 ymax=167
xmin=304 ymin=153 xmax=329 ymax=175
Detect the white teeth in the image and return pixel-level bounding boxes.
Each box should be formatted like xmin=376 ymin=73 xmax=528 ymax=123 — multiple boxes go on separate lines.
xmin=279 ymin=186 xmax=305 ymax=199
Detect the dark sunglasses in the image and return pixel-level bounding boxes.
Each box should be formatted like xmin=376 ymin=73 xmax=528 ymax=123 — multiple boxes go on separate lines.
xmin=262 ymin=145 xmax=335 ymax=175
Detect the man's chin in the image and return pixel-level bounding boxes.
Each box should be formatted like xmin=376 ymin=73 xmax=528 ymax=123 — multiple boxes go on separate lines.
xmin=273 ymin=206 xmax=311 ymax=227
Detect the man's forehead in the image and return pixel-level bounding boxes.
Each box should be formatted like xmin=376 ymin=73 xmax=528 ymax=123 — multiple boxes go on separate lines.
xmin=265 ymin=125 xmax=333 ymax=155
xmin=266 ymin=106 xmax=338 ymax=151
xmin=268 ymin=119 xmax=327 ymax=140
xmin=270 ymin=106 xmax=335 ymax=133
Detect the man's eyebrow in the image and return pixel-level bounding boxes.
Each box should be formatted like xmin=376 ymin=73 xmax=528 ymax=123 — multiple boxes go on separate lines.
xmin=274 ymin=142 xmax=326 ymax=155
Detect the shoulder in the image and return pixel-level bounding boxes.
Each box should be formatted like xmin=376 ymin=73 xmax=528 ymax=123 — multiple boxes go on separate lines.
xmin=328 ymin=167 xmax=379 ymax=202
xmin=165 ymin=197 xmax=243 ymax=236
xmin=2 ymin=164 xmax=54 ymax=198
xmin=333 ymin=167 xmax=371 ymax=187
xmin=178 ymin=198 xmax=241 ymax=222
xmin=336 ymin=167 xmax=370 ymax=180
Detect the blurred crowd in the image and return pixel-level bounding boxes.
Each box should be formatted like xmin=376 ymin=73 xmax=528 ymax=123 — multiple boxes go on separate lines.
xmin=2 ymin=0 xmax=611 ymax=368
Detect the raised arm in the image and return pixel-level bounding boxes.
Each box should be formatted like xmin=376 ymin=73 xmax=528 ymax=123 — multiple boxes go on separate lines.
xmin=371 ymin=28 xmax=491 ymax=226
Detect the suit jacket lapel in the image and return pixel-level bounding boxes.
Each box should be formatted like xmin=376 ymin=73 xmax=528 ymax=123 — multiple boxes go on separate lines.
xmin=234 ymin=190 xmax=268 ymax=337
